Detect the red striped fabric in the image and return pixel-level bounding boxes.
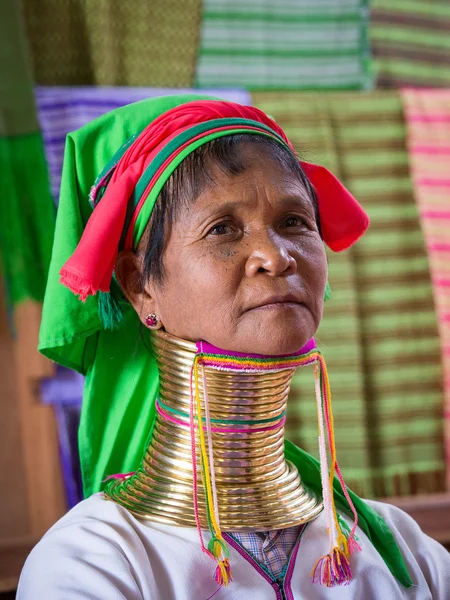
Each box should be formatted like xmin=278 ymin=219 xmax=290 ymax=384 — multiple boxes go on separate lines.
xmin=402 ymin=89 xmax=450 ymax=488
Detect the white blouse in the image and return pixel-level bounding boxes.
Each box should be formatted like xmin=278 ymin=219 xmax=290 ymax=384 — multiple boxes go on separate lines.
xmin=18 ymin=493 xmax=450 ymax=599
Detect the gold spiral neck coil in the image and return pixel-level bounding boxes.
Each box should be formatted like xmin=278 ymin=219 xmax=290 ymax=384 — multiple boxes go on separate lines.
xmin=105 ymin=329 xmax=322 ymax=531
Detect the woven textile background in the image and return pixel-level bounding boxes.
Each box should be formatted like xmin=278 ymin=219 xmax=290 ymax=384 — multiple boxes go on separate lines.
xmin=371 ymin=0 xmax=450 ymax=87
xmin=0 ymin=1 xmax=55 ymax=306
xmin=23 ymin=0 xmax=202 ymax=87
xmin=196 ymin=0 xmax=372 ymax=90
xmin=253 ymin=91 xmax=445 ymax=498
xmin=401 ymin=89 xmax=450 ymax=487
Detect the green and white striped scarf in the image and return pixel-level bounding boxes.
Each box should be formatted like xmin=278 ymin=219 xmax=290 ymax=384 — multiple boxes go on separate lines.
xmin=196 ymin=0 xmax=372 ymax=90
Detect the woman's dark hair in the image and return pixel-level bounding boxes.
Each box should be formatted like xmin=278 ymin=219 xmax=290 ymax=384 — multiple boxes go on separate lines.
xmin=142 ymin=134 xmax=321 ymax=286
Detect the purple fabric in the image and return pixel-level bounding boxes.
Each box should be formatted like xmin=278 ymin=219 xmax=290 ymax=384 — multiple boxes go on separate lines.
xmin=53 ymin=403 xmax=83 ymax=508
xmin=41 ymin=366 xmax=84 ymax=507
xmin=40 ymin=365 xmax=84 ymax=405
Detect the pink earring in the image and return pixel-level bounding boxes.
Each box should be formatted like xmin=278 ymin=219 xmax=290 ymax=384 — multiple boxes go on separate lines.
xmin=145 ymin=313 xmax=160 ymax=329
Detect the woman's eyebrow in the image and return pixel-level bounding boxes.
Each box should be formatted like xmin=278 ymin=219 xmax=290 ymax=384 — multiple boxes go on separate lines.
xmin=278 ymin=194 xmax=315 ymax=210
xmin=196 ymin=192 xmax=313 ymax=215
xmin=188 ymin=201 xmax=239 ymax=225
xmin=190 ymin=187 xmax=315 ymax=225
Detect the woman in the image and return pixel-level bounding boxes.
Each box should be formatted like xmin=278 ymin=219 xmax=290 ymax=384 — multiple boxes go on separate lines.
xmin=18 ymin=96 xmax=450 ymax=599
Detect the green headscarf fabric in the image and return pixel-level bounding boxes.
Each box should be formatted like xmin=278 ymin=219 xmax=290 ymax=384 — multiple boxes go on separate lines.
xmin=0 ymin=0 xmax=55 ymax=306
xmin=39 ymin=94 xmax=412 ymax=587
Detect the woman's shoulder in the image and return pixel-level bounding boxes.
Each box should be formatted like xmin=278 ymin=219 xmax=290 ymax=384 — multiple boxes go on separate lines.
xmin=44 ymin=492 xmax=135 ymax=531
xmin=355 ymin=498 xmax=448 ymax=562
xmin=362 ymin=497 xmax=437 ymax=542
xmin=359 ymin=498 xmax=450 ymax=598
xmin=17 ymin=494 xmax=152 ymax=599
xmin=22 ymin=492 xmax=150 ymax=564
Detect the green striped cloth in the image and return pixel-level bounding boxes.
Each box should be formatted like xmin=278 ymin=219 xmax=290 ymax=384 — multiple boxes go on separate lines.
xmin=253 ymin=91 xmax=445 ymax=498
xmin=196 ymin=0 xmax=372 ymax=90
xmin=0 ymin=0 xmax=55 ymax=306
xmin=371 ymin=0 xmax=450 ymax=87
xmin=23 ymin=0 xmax=202 ymax=87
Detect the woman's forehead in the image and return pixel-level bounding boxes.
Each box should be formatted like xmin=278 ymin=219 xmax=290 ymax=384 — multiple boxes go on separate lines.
xmin=189 ymin=152 xmax=314 ymax=213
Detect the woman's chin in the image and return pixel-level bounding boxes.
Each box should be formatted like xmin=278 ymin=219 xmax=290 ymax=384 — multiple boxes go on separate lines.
xmin=204 ymin=318 xmax=315 ymax=357
xmin=171 ymin=306 xmax=318 ymax=357
xmin=249 ymin=331 xmax=312 ymax=356
xmin=243 ymin=310 xmax=316 ymax=356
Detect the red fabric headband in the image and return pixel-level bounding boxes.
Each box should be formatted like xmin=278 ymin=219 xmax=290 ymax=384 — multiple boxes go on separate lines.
xmin=60 ymin=100 xmax=369 ymax=300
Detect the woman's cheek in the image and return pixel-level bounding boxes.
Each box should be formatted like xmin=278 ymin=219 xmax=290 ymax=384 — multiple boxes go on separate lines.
xmin=304 ymin=240 xmax=328 ymax=282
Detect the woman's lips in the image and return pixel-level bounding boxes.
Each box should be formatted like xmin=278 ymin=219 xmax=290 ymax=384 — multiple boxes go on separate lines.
xmin=245 ymin=295 xmax=304 ymax=312
xmin=250 ymin=301 xmax=303 ymax=311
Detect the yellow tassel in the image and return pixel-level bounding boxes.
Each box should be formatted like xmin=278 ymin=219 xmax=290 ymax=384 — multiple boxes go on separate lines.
xmin=215 ymin=558 xmax=233 ymax=586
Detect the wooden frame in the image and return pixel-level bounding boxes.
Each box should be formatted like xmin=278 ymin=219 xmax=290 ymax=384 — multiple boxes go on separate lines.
xmin=386 ymin=493 xmax=450 ymax=546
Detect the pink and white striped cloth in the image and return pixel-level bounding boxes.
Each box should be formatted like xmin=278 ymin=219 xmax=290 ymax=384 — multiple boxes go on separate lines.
xmin=401 ymin=89 xmax=450 ymax=487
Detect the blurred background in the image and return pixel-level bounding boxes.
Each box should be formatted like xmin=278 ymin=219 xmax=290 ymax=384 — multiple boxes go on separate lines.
xmin=1 ymin=0 xmax=450 ymax=595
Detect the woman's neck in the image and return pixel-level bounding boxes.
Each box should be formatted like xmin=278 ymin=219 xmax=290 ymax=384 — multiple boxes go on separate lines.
xmin=105 ymin=329 xmax=322 ymax=531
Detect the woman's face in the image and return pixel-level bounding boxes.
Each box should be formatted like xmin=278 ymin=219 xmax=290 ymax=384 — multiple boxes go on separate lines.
xmin=122 ymin=144 xmax=328 ymax=356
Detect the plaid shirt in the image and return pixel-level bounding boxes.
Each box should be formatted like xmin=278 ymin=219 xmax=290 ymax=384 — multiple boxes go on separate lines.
xmin=230 ymin=526 xmax=302 ymax=580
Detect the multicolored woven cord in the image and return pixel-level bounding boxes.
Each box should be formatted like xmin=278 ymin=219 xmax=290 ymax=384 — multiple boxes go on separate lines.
xmin=183 ymin=345 xmax=362 ymax=589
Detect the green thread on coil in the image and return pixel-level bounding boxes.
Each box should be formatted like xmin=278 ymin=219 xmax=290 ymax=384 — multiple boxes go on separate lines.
xmin=158 ymin=398 xmax=285 ymax=425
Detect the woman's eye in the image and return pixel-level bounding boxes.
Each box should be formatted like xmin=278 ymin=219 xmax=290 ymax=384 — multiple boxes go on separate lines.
xmin=208 ymin=222 xmax=235 ymax=236
xmin=283 ymin=216 xmax=305 ymax=228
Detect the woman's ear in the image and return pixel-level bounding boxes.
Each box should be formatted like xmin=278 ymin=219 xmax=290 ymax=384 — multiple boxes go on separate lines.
xmin=115 ymin=250 xmax=159 ymax=326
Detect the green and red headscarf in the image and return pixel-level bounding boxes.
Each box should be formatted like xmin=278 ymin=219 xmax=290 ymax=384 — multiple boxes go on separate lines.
xmin=59 ymin=98 xmax=369 ymax=302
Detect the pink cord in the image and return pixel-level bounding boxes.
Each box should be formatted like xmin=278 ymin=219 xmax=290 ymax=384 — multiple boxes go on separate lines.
xmin=205 ymin=586 xmax=222 ymax=600
xmin=202 ymin=367 xmax=220 ymax=529
xmin=189 ymin=364 xmax=211 ymax=557
xmin=314 ymin=363 xmax=335 ymax=551
xmin=319 ymin=355 xmax=359 ymax=541
xmin=102 ymin=471 xmax=135 ymax=482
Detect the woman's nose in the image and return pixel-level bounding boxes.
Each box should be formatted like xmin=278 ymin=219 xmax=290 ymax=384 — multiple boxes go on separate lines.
xmin=245 ymin=233 xmax=297 ymax=278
